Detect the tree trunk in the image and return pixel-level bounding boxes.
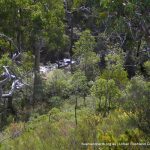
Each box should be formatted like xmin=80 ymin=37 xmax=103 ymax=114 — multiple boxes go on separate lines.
xmin=7 ymin=97 xmax=15 ymax=115
xmin=83 ymin=94 xmax=86 ymax=106
xmin=75 ymin=96 xmax=78 ymax=126
xmin=104 ymin=81 xmax=109 ymax=117
xmin=98 ymin=95 xmax=102 ymax=111
xmin=108 ymin=97 xmax=111 ymax=115
xmin=33 ymin=46 xmax=40 ymax=104
xmin=69 ymin=14 xmax=73 ymax=73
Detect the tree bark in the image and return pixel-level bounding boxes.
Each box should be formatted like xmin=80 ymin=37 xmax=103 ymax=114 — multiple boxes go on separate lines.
xmin=7 ymin=96 xmax=15 ymax=115
xmin=33 ymin=47 xmax=40 ymax=104
xmin=69 ymin=14 xmax=73 ymax=73
xmin=75 ymin=96 xmax=78 ymax=126
xmin=83 ymin=94 xmax=86 ymax=106
xmin=104 ymin=81 xmax=109 ymax=117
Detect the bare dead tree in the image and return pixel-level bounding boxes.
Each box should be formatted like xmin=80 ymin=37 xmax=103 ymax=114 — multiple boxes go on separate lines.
xmin=0 ymin=33 xmax=28 ymax=117
xmin=0 ymin=66 xmax=11 ymax=101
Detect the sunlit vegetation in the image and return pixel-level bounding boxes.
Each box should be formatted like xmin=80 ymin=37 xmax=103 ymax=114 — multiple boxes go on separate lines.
xmin=0 ymin=0 xmax=149 ymax=149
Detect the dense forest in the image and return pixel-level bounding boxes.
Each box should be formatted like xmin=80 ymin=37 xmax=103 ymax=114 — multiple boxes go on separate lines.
xmin=0 ymin=0 xmax=150 ymax=149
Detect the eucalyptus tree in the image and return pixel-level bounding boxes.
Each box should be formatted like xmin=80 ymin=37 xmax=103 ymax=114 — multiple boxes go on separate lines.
xmin=71 ymin=70 xmax=88 ymax=125
xmin=73 ymin=30 xmax=99 ymax=80
xmin=91 ymin=77 xmax=121 ymax=116
xmin=0 ymin=0 xmax=68 ymax=103
xmin=0 ymin=0 xmax=34 ymax=51
xmin=101 ymin=46 xmax=128 ymax=87
xmin=31 ymin=0 xmax=67 ymax=102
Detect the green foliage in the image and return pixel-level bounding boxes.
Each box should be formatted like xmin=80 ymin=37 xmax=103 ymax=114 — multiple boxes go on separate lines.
xmin=0 ymin=0 xmax=149 ymax=148
xmin=144 ymin=61 xmax=150 ymax=76
xmin=70 ymin=70 xmax=89 ymax=124
xmin=0 ymin=39 xmax=13 ymax=52
xmin=0 ymin=0 xmax=67 ymax=56
xmin=123 ymin=76 xmax=150 ymax=134
xmin=101 ymin=68 xmax=128 ymax=87
xmin=46 ymin=69 xmax=71 ymax=100
xmin=0 ymin=53 xmax=12 ymax=73
xmin=71 ymin=70 xmax=88 ymax=97
xmin=72 ymin=0 xmax=86 ymax=8
xmin=21 ymin=51 xmax=34 ymax=71
xmin=101 ymin=46 xmax=128 ymax=86
xmin=91 ymin=77 xmax=121 ymax=114
xmin=73 ymin=30 xmax=95 ymax=56
xmin=42 ymin=0 xmax=66 ymax=49
xmin=1 ymin=107 xmax=148 ymax=150
xmin=73 ymin=30 xmax=100 ymax=80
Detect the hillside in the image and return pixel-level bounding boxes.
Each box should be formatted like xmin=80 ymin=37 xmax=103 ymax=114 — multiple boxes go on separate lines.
xmin=0 ymin=0 xmax=150 ymax=150
xmin=1 ymin=99 xmax=149 ymax=150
